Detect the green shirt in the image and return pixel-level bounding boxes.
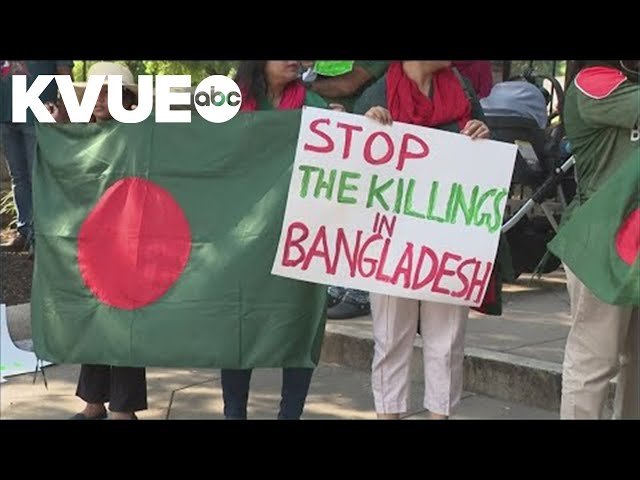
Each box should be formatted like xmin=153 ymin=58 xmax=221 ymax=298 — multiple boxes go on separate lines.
xmin=257 ymin=90 xmax=328 ymax=110
xmin=562 ymin=73 xmax=640 ymax=223
xmin=0 ymin=60 xmax=74 ymax=124
xmin=320 ymin=60 xmax=390 ymax=113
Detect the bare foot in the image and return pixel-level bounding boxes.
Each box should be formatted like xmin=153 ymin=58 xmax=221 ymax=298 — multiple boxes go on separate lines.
xmin=81 ymin=403 xmax=107 ymax=419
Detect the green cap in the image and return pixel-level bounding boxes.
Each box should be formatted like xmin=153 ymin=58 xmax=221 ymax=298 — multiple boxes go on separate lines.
xmin=313 ymin=61 xmax=355 ymax=77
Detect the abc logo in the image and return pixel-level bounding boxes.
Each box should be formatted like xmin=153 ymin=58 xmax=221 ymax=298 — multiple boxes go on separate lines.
xmin=193 ymin=75 xmax=242 ymax=123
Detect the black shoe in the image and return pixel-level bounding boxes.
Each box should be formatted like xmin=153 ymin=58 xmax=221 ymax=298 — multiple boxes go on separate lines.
xmin=327 ymin=293 xmax=343 ymax=309
xmin=327 ymin=298 xmax=371 ymax=319
xmin=327 ymin=288 xmax=346 ymax=308
xmin=69 ymin=412 xmax=108 ymax=420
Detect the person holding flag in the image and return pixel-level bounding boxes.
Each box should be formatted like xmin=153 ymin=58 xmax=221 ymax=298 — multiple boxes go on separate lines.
xmin=32 ymin=61 xmax=329 ymax=421
xmin=220 ymin=60 xmax=330 ymax=420
xmin=548 ymin=60 xmax=639 ymax=420
xmin=46 ymin=62 xmax=148 ymax=420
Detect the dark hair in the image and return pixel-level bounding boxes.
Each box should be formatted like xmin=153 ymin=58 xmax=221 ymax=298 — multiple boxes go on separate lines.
xmin=235 ymin=61 xmax=267 ymax=102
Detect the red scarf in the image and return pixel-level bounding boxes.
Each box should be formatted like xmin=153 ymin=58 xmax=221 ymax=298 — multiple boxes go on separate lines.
xmin=240 ymin=80 xmax=307 ymax=111
xmin=386 ymin=62 xmax=472 ymax=130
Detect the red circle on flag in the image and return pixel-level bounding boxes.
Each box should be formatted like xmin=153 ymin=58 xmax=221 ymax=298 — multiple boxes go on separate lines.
xmin=78 ymin=177 xmax=192 ymax=310
xmin=615 ymin=208 xmax=640 ymax=266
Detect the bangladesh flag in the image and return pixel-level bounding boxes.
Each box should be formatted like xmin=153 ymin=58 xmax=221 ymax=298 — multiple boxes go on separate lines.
xmin=548 ymin=151 xmax=640 ymax=306
xmin=32 ymin=110 xmax=327 ymax=369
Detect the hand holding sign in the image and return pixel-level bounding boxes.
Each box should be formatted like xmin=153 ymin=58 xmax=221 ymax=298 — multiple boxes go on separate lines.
xmin=272 ymin=107 xmax=516 ymax=307
xmin=460 ymin=119 xmax=491 ymax=139
xmin=365 ymin=106 xmax=393 ymax=125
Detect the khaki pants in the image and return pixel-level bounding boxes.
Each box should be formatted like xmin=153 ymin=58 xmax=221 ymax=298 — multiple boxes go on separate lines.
xmin=370 ymin=293 xmax=468 ymax=416
xmin=561 ymin=267 xmax=640 ymax=419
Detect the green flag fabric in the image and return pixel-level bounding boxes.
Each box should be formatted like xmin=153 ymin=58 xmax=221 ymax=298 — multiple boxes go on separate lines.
xmin=548 ymin=152 xmax=640 ymax=306
xmin=32 ymin=110 xmax=327 ymax=369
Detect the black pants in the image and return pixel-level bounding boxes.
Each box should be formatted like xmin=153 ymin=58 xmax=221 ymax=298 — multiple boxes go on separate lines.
xmin=76 ymin=364 xmax=148 ymax=412
xmin=221 ymin=368 xmax=314 ymax=419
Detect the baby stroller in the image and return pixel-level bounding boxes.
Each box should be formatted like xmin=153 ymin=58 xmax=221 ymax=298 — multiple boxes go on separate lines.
xmin=481 ymin=70 xmax=575 ymax=279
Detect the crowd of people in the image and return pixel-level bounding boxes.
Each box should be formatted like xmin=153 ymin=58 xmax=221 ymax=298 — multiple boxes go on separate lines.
xmin=0 ymin=59 xmax=637 ymax=419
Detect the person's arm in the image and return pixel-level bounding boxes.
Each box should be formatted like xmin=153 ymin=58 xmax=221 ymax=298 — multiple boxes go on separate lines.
xmin=353 ymin=77 xmax=386 ymax=115
xmin=310 ymin=64 xmax=374 ymax=98
xmin=453 ymin=70 xmax=490 ymax=139
xmin=452 ymin=68 xmax=486 ymax=123
xmin=460 ymin=83 xmax=490 ymax=139
xmin=310 ymin=61 xmax=389 ymax=99
xmin=353 ymin=77 xmax=393 ymax=125
xmin=466 ymin=81 xmax=487 ymax=123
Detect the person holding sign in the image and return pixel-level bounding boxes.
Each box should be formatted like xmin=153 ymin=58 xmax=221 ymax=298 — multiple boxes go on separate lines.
xmin=353 ymin=61 xmax=490 ymax=419
xmin=549 ymin=60 xmax=639 ymax=419
xmin=220 ymin=60 xmax=329 ymax=420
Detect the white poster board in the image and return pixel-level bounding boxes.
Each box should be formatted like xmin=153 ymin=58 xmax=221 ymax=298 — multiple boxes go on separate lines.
xmin=1 ymin=304 xmax=51 ymax=378
xmin=272 ymin=107 xmax=517 ymax=307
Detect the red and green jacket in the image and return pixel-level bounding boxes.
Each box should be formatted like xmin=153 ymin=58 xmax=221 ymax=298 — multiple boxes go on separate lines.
xmin=549 ymin=66 xmax=639 ymax=305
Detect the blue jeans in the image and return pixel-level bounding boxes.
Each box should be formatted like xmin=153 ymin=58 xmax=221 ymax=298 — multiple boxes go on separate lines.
xmin=221 ymin=368 xmax=314 ymax=420
xmin=0 ymin=122 xmax=36 ymax=240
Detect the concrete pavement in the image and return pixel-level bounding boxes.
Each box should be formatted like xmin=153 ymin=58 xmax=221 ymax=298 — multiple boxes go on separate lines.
xmin=0 ymin=362 xmax=557 ymax=420
xmin=321 ymin=270 xmax=580 ymax=411
xmin=1 ymin=269 xmax=586 ymax=418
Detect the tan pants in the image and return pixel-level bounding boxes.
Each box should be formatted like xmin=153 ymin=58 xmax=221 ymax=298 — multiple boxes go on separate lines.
xmin=561 ymin=267 xmax=640 ymax=419
xmin=370 ymin=293 xmax=469 ymax=416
